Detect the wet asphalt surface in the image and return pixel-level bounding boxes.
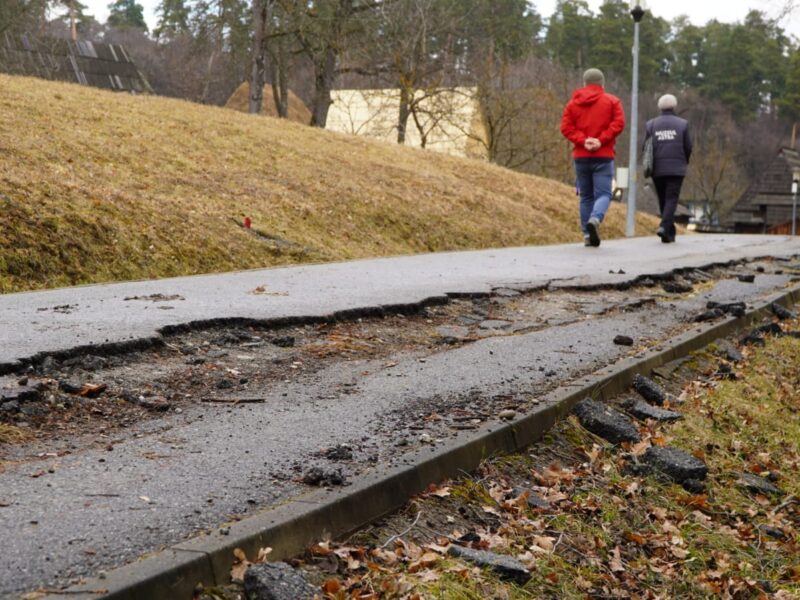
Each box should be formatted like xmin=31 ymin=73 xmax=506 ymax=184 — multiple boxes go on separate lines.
xmin=0 ymin=263 xmax=797 ymax=596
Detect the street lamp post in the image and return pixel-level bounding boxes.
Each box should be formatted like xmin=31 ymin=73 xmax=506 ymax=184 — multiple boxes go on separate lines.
xmin=626 ymin=1 xmax=646 ymax=238
xmin=792 ymin=170 xmax=799 ymax=237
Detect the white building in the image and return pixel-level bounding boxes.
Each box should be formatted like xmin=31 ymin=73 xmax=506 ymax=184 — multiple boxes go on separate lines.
xmin=326 ymin=87 xmax=488 ymax=160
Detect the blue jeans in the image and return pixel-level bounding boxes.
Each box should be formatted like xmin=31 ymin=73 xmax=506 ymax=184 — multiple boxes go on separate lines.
xmin=575 ymin=158 xmax=614 ymax=236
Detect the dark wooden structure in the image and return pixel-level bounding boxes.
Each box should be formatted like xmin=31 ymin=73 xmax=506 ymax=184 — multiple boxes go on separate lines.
xmin=0 ymin=32 xmax=149 ymax=93
xmin=726 ymin=147 xmax=800 ymax=233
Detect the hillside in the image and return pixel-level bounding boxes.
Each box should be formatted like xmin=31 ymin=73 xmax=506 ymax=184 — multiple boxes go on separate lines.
xmin=0 ymin=75 xmax=659 ymax=293
xmin=225 ymin=82 xmax=312 ymax=124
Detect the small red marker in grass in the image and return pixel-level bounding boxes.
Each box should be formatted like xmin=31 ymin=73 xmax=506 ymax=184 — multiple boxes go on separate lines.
xmin=243 ymin=216 xmax=252 ymax=229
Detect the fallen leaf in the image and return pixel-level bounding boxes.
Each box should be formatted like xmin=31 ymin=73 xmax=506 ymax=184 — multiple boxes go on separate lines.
xmin=230 ymin=547 xmax=250 ymax=582
xmin=408 ymin=552 xmax=440 ymax=573
xmin=671 ymin=546 xmax=689 ymax=559
xmin=624 ymin=531 xmax=647 ymax=546
xmin=79 ymin=383 xmax=108 ymax=397
xmin=610 ymin=546 xmax=625 ymax=572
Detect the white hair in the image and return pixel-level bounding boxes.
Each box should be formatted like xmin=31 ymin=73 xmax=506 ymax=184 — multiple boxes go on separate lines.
xmin=658 ymin=94 xmax=678 ymax=110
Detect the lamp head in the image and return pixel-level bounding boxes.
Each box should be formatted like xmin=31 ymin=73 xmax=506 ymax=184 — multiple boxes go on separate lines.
xmin=630 ymin=1 xmax=646 ymax=22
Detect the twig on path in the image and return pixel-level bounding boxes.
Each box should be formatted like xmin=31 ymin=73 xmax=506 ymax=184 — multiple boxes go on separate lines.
xmin=201 ymin=397 xmax=267 ymax=404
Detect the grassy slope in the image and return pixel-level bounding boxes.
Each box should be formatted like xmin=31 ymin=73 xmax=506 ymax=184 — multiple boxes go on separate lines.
xmin=0 ymin=75 xmax=658 ymax=293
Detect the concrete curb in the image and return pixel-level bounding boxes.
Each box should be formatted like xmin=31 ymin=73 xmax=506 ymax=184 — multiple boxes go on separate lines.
xmin=41 ymin=283 xmax=800 ymax=600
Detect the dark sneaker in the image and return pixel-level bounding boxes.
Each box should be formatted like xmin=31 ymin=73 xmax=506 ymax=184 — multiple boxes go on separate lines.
xmin=657 ymin=227 xmax=668 ymax=243
xmin=584 ymin=236 xmax=592 ymax=247
xmin=587 ymin=217 xmax=601 ymax=247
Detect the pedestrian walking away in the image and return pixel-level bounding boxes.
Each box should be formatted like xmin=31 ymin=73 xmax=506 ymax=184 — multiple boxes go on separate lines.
xmin=561 ymin=68 xmax=626 ymax=247
xmin=644 ymin=94 xmax=692 ymax=243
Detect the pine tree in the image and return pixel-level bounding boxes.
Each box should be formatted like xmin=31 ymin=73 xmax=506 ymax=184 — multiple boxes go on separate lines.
xmin=154 ymin=0 xmax=190 ymax=39
xmin=107 ymin=0 xmax=148 ymax=31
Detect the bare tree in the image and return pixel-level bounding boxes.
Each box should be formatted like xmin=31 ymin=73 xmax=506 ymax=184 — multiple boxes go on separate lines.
xmin=681 ymin=91 xmax=749 ymax=223
xmin=274 ymin=0 xmax=383 ymax=127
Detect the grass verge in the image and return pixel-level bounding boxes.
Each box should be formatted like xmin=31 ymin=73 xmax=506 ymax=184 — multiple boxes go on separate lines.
xmin=0 ymin=74 xmax=659 ymax=293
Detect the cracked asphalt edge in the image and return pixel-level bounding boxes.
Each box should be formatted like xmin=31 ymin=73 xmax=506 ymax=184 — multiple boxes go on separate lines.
xmin=38 ymin=280 xmax=800 ymax=600
xmin=3 ymin=254 xmax=792 ymax=377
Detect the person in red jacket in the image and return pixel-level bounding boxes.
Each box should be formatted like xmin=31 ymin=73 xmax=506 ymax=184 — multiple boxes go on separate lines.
xmin=561 ymin=68 xmax=626 ymax=247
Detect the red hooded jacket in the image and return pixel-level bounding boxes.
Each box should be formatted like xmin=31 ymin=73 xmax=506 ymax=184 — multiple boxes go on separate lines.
xmin=561 ymin=85 xmax=626 ymax=159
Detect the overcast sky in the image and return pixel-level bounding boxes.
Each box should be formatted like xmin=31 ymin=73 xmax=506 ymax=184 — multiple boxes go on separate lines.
xmin=82 ymin=0 xmax=800 ymax=38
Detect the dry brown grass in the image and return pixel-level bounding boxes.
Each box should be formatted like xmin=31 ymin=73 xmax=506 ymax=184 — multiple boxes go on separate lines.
xmin=224 ymin=82 xmax=312 ymax=124
xmin=0 ymin=74 xmax=659 ymax=293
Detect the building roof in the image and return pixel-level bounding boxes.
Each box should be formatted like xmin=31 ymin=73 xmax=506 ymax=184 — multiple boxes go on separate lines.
xmin=0 ymin=32 xmax=149 ymax=92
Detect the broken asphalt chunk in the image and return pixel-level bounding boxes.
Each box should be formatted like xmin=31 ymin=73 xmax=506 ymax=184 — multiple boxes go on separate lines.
xmin=1 ymin=384 xmax=43 ymax=404
xmin=713 ymin=341 xmax=743 ymax=363
xmin=271 ymin=336 xmax=295 ymax=348
xmin=302 ymin=467 xmax=346 ymax=487
xmin=632 ymin=374 xmax=667 ymax=405
xmin=757 ymin=525 xmax=789 ymax=541
xmin=613 ymin=335 xmax=634 ymax=346
xmin=662 ymin=281 xmax=693 ymax=294
xmin=707 ymin=301 xmax=746 ymax=317
xmin=479 ymin=320 xmax=512 ymax=330
xmin=737 ymin=274 xmax=756 ymax=283
xmin=771 ymin=303 xmax=797 ymax=320
xmin=573 ymin=399 xmax=640 ymax=444
xmin=243 ymin=562 xmax=319 ymax=600
xmin=756 ymin=322 xmax=783 ymax=336
xmin=447 ymin=545 xmax=531 ymax=585
xmin=626 ymin=400 xmax=682 ymax=422
xmin=693 ymin=308 xmax=724 ymax=323
xmin=740 ymin=332 xmax=765 ymax=346
xmin=321 ymin=444 xmax=353 ymax=461
xmin=643 ymin=446 xmax=708 ymax=483
xmin=58 ymin=380 xmax=82 ymax=394
xmin=715 ymin=363 xmax=736 ymax=380
xmin=735 ymin=472 xmax=784 ymax=496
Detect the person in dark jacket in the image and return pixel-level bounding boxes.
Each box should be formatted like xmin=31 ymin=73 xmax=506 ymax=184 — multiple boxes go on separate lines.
xmin=644 ymin=94 xmax=692 ymax=243
xmin=561 ymin=68 xmax=626 ymax=247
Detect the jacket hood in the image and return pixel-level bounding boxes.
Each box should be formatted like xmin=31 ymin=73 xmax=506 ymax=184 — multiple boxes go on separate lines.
xmin=572 ymin=84 xmax=603 ymax=106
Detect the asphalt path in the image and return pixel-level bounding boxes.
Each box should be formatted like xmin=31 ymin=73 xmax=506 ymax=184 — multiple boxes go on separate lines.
xmin=2 ymin=235 xmax=798 ymax=369
xmin=0 ymin=237 xmax=798 ymax=596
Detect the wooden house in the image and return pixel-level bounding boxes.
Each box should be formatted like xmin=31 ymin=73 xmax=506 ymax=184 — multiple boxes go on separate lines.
xmin=725 ymin=147 xmax=800 ymax=234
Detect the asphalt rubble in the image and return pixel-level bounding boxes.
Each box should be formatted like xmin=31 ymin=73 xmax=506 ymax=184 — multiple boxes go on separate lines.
xmin=190 ymin=297 xmax=797 ymax=600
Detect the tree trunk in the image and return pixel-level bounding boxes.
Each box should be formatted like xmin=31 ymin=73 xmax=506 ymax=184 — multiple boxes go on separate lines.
xmin=309 ymin=46 xmax=337 ymax=128
xmin=269 ymin=39 xmax=289 ymax=119
xmin=69 ymin=0 xmax=77 ymax=41
xmin=248 ymin=0 xmax=269 ymax=114
xmin=397 ymin=85 xmax=411 ymax=144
